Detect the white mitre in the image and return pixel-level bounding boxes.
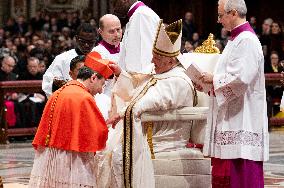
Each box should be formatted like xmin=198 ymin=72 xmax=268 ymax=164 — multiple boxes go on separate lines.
xmin=153 ymin=19 xmax=182 ymax=57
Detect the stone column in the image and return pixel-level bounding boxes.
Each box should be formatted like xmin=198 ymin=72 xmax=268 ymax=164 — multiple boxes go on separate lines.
xmin=0 ymin=1 xmax=4 ymax=27
xmin=100 ymin=0 xmax=108 ymax=18
xmin=92 ymin=0 xmax=99 ymax=20
xmin=29 ymin=0 xmax=37 ymax=18
xmin=0 ymin=0 xmax=10 ymax=27
xmin=10 ymin=0 xmax=29 ymax=19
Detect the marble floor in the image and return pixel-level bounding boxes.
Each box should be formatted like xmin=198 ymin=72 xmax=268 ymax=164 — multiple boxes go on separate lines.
xmin=1 ymin=128 xmax=284 ymax=187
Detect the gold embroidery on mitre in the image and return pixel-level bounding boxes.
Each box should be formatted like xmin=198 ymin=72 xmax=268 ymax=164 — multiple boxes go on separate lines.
xmin=165 ymin=20 xmax=182 ymax=44
xmin=153 ymin=47 xmax=180 ymax=57
xmin=153 ymin=19 xmax=182 ymax=57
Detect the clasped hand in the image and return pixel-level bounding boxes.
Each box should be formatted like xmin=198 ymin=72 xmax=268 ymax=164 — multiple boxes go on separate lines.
xmin=193 ymin=72 xmax=213 ymax=92
xmin=106 ymin=113 xmax=122 ymax=128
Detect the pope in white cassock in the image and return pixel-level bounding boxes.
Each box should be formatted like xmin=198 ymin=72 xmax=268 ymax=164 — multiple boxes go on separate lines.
xmin=97 ymin=19 xmax=196 ymax=188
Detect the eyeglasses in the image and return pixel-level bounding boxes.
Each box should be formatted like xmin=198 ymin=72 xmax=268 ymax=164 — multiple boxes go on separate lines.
xmin=218 ymin=10 xmax=233 ymax=20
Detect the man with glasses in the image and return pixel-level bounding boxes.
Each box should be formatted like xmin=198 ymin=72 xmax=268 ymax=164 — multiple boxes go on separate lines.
xmin=0 ymin=56 xmax=17 ymax=81
xmin=197 ymin=0 xmax=269 ymax=187
xmin=0 ymin=56 xmax=17 ymax=128
xmin=42 ymin=23 xmax=97 ymax=98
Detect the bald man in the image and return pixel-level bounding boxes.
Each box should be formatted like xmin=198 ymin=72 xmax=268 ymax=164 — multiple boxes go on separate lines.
xmin=0 ymin=56 xmax=17 ymax=81
xmin=93 ymin=14 xmax=122 ymax=63
xmin=92 ymin=14 xmax=122 ymax=120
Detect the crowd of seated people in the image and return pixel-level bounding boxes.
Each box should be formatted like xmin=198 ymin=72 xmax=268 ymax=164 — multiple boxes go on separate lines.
xmin=0 ymin=54 xmax=45 ymax=130
xmin=0 ymin=10 xmax=96 ymax=131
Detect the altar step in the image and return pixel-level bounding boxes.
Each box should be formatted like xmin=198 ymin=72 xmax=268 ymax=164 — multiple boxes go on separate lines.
xmin=153 ymin=158 xmax=211 ymax=188
xmin=155 ymin=174 xmax=211 ymax=188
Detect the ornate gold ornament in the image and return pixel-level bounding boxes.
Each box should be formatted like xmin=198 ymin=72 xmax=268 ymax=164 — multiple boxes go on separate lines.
xmin=194 ymin=33 xmax=220 ymax=54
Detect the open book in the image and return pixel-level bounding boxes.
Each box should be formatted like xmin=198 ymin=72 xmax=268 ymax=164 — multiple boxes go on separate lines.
xmin=177 ymin=53 xmax=220 ymax=93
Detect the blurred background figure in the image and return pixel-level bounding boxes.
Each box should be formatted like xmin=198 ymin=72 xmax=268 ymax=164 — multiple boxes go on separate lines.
xmin=265 ymin=51 xmax=284 ymax=117
xmin=249 ymin=16 xmax=260 ymax=35
xmin=182 ymin=40 xmax=194 ymax=53
xmin=0 ymin=56 xmax=17 ymax=128
xmin=182 ymin=11 xmax=197 ymax=42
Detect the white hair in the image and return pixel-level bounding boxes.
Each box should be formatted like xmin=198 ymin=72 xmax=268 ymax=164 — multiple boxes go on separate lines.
xmin=263 ymin=18 xmax=273 ymax=25
xmin=219 ymin=0 xmax=247 ymax=18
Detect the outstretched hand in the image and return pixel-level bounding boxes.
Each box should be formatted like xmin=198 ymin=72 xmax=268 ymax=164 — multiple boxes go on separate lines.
xmin=106 ymin=113 xmax=122 ymax=128
xmin=108 ymin=61 xmax=121 ymax=77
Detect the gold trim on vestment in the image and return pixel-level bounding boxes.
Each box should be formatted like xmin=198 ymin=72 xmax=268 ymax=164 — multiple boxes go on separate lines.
xmin=143 ymin=71 xmax=197 ymax=161
xmin=123 ymin=78 xmax=158 ymax=188
xmin=152 ymin=19 xmax=163 ymax=55
xmin=192 ymin=87 xmax=198 ymax=107
xmin=145 ymin=122 xmax=155 ymax=159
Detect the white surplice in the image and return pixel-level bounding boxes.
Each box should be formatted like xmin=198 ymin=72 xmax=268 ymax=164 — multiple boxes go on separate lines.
xmin=203 ymin=31 xmax=269 ymax=161
xmin=29 ymin=147 xmax=97 ymax=188
xmin=118 ymin=3 xmax=160 ymax=74
xmin=42 ymin=49 xmax=77 ymax=97
xmin=96 ymin=66 xmax=195 ymax=188
xmin=92 ymin=43 xmax=121 ymax=64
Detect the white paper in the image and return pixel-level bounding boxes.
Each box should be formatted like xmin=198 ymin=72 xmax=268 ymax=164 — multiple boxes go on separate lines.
xmin=185 ymin=63 xmax=213 ymax=93
xmin=177 ymin=53 xmax=220 ymax=93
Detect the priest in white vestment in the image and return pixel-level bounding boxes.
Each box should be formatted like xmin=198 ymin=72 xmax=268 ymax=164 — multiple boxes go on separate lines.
xmin=198 ymin=0 xmax=269 ymax=187
xmin=92 ymin=14 xmax=122 ymax=119
xmin=97 ymin=19 xmax=196 ymax=188
xmin=42 ymin=23 xmax=97 ymax=98
xmin=111 ymin=0 xmax=160 ymax=74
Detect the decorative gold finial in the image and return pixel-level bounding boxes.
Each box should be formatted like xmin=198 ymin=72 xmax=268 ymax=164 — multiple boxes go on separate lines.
xmin=194 ymin=33 xmax=220 ymax=54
